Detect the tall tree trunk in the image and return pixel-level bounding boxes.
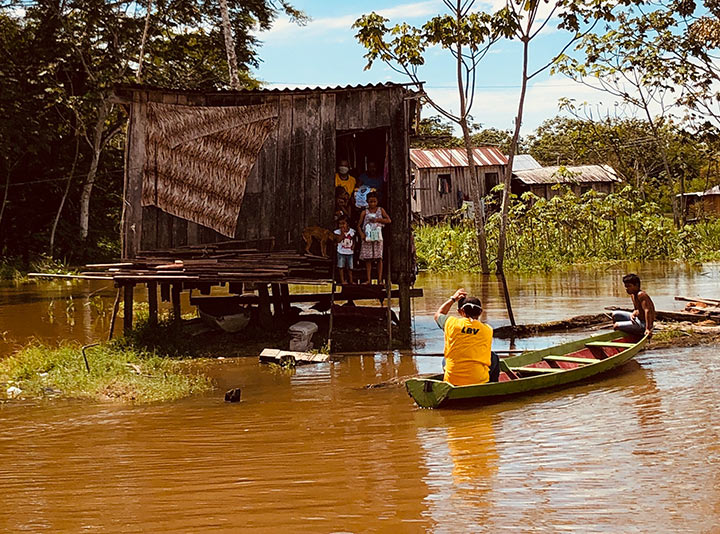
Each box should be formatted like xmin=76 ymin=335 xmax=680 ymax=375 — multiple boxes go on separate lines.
xmin=454 ymin=0 xmax=489 ymax=273
xmin=79 ymin=101 xmax=110 ymax=241
xmin=497 ymin=37 xmax=530 ymax=278
xmin=136 ymin=0 xmax=153 ymax=82
xmin=219 ymin=0 xmax=241 ymax=90
xmin=50 ymin=135 xmax=80 ymax=256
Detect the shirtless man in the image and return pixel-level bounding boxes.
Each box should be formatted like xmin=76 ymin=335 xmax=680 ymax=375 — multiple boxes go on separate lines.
xmin=612 ymin=273 xmax=655 ymax=337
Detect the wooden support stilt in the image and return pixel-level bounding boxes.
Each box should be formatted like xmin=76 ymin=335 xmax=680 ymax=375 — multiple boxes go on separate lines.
xmin=108 ymin=287 xmax=122 ymax=341
xmin=257 ymin=284 xmax=272 ymax=328
xmin=123 ymin=283 xmax=134 ymax=333
xmin=160 ymin=282 xmax=171 ymax=302
xmin=270 ymin=283 xmax=282 ymax=317
xmin=280 ymin=284 xmax=291 ymax=316
xmin=147 ymin=281 xmax=158 ymax=326
xmin=171 ymin=283 xmax=182 ymax=322
xmin=327 ymin=262 xmax=337 ymax=354
xmin=398 ymin=273 xmax=412 ymax=346
xmin=386 ymin=248 xmax=393 ymax=350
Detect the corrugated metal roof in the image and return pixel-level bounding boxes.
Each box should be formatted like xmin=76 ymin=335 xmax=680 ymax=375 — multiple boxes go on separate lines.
xmin=115 ymin=82 xmax=410 ymax=96
xmin=513 ymin=164 xmax=620 ymax=185
xmin=512 ymin=154 xmax=542 ymax=171
xmin=409 ymin=147 xmax=508 ymax=169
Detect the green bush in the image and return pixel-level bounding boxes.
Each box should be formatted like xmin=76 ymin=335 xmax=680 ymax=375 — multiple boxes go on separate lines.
xmin=415 ymin=186 xmax=720 ymax=272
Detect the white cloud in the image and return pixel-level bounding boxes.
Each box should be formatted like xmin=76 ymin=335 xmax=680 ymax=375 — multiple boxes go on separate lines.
xmin=259 ymin=1 xmax=439 ymax=41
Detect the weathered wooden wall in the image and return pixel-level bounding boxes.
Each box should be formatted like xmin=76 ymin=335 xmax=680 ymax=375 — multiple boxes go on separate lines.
xmin=119 ymin=84 xmax=412 ymax=278
xmin=411 ymin=165 xmax=505 ymax=218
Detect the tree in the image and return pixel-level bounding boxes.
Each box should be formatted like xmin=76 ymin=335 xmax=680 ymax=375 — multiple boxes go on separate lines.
xmin=354 ymin=1 xmax=514 ymax=274
xmin=554 ymin=0 xmax=720 ymax=225
xmin=0 ymin=0 xmax=304 ymax=261
xmin=493 ymin=0 xmax=624 ymax=276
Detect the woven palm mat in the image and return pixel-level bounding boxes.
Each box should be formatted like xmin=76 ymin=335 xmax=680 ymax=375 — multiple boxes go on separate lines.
xmin=143 ymin=102 xmax=278 ymax=237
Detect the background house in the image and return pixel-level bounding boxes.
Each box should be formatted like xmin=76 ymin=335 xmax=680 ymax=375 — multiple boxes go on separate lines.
xmin=512 ymin=164 xmax=621 ymax=199
xmin=677 ymin=184 xmax=720 ymax=220
xmin=409 ymin=147 xmax=508 ymax=218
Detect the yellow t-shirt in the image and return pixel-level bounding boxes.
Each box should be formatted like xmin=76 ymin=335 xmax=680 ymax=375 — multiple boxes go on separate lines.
xmin=442 ymin=316 xmax=493 ymax=386
xmin=335 ymin=173 xmax=356 ymax=196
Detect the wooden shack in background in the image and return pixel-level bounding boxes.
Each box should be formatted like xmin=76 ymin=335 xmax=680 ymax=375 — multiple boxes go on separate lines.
xmin=512 ymin=164 xmax=620 ymax=199
xmin=677 ymin=184 xmax=720 ymax=220
xmin=108 ymin=83 xmax=420 ymax=344
xmin=409 ymin=147 xmax=508 ymax=218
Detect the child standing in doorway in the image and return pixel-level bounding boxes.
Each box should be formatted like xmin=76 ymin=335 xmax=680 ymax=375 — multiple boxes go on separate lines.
xmin=358 ymin=191 xmax=391 ymax=284
xmin=334 ymin=216 xmax=355 ymax=285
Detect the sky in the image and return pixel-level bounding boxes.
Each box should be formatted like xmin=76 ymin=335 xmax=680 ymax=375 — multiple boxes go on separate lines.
xmin=250 ymin=0 xmax=625 ymax=135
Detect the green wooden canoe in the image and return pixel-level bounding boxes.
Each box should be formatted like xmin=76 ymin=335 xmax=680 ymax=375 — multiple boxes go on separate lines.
xmin=405 ymin=330 xmax=648 ymax=408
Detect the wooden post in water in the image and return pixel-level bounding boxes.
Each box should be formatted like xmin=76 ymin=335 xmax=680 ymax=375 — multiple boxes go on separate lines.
xmin=147 ymin=281 xmax=158 ymax=326
xmin=123 ymin=283 xmax=134 ymax=333
xmin=171 ymin=283 xmax=182 ymax=322
xmin=498 ymin=272 xmax=516 ymax=327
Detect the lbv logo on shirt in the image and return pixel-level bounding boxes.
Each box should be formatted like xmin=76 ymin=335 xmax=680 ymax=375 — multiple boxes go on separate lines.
xmin=461 ymin=326 xmax=480 ymax=335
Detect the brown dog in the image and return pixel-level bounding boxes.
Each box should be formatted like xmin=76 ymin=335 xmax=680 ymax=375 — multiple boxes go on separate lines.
xmin=302 ymin=226 xmax=335 ymax=257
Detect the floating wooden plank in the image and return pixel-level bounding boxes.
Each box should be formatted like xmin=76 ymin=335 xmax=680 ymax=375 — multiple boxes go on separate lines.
xmin=675 ymin=296 xmax=720 ymax=306
xmin=259 ymin=348 xmax=330 ymax=365
xmin=605 ymin=306 xmax=720 ymax=323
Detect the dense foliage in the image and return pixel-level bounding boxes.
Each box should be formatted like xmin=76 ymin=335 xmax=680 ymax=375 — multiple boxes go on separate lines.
xmin=415 ymin=186 xmax=720 ymax=273
xmin=0 ymin=0 xmax=301 ymax=267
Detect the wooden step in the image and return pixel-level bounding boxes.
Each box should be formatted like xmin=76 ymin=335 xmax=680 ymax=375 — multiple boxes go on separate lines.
xmin=509 ymin=366 xmax=563 ymax=374
xmin=544 ymin=355 xmax=599 ymax=364
xmin=585 ymin=341 xmax=634 ymax=349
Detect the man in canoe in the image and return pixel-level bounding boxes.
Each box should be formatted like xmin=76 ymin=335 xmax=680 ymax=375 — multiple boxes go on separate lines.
xmin=434 ymin=288 xmax=498 ymax=386
xmin=612 ymin=273 xmax=655 ymax=337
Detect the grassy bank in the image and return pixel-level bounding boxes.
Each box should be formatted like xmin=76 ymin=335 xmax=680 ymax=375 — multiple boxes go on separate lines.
xmin=0 ymin=341 xmax=213 ymax=403
xmin=415 ymin=187 xmax=720 ymax=272
xmin=0 ymin=255 xmax=78 ymax=282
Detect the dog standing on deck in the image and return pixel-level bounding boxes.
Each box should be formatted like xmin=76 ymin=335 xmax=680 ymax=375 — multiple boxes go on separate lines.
xmin=302 ymin=226 xmax=335 ymax=257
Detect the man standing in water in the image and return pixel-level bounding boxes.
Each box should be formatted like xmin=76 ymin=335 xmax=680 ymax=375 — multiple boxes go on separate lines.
xmin=434 ymin=288 xmax=498 ymax=385
xmin=612 ymin=273 xmax=655 ymax=337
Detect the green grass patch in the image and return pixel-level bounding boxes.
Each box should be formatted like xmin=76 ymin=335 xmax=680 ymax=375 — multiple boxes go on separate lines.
xmin=0 ymin=341 xmax=213 ymax=403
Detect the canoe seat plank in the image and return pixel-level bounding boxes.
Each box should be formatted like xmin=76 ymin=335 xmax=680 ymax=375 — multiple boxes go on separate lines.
xmin=585 ymin=342 xmax=634 ymax=349
xmin=510 ymin=366 xmax=563 ymax=374
xmin=544 ymin=355 xmax=599 ymax=364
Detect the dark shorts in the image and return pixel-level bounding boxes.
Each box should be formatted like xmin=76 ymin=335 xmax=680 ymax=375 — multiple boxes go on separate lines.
xmin=337 ymin=253 xmax=354 ymax=269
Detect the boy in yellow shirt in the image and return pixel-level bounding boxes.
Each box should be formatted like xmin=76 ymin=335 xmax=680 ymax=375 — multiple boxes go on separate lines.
xmin=434 ymin=288 xmax=496 ymax=386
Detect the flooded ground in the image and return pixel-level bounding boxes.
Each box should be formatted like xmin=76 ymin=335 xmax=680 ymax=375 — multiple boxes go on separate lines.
xmin=1 ymin=262 xmax=719 ymax=532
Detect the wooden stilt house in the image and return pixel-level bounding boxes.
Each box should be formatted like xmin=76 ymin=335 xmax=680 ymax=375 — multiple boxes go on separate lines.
xmin=108 ymin=83 xmax=420 ymax=345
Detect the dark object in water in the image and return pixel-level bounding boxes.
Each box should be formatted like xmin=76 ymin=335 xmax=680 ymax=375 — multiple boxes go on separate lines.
xmin=224 ymin=388 xmax=242 ymax=403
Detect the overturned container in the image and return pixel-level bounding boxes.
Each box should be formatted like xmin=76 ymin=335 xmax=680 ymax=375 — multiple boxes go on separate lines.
xmin=288 ymin=321 xmax=319 ymax=352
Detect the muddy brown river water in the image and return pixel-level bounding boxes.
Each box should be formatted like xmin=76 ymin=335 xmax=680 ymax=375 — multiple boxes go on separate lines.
xmin=1 ymin=262 xmax=719 ymax=532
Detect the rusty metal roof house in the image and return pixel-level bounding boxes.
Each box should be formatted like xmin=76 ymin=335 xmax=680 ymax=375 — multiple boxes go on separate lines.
xmin=512 ymin=164 xmax=621 ymax=199
xmin=100 ymin=83 xmax=421 ymax=345
xmin=410 ymin=147 xmax=508 ymax=218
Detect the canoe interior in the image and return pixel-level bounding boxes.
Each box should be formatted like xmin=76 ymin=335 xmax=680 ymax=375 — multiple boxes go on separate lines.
xmin=405 ymin=330 xmax=648 ymax=409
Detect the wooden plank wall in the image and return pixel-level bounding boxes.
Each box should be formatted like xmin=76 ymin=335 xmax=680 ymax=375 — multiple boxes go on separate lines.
xmin=125 ymin=86 xmax=407 ymax=257
xmin=414 ymin=164 xmax=505 ymax=218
